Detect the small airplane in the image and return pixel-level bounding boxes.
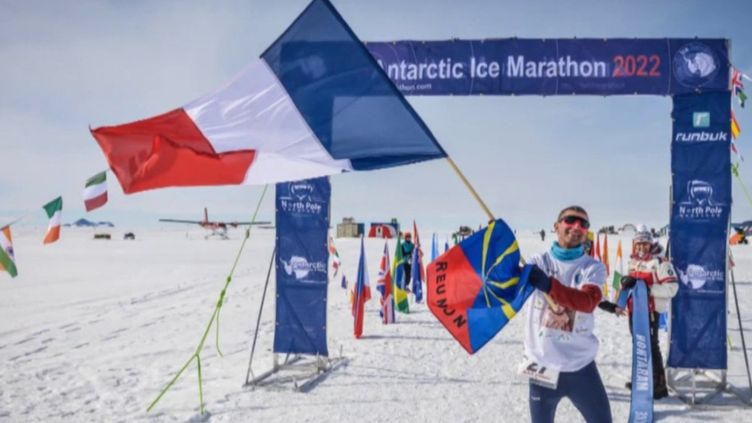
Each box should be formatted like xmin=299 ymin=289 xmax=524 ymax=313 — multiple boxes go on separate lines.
xmin=159 ymin=208 xmax=272 ymax=239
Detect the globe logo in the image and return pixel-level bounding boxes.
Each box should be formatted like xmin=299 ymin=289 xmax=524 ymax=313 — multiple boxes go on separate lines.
xmin=673 ymin=42 xmax=719 ymax=88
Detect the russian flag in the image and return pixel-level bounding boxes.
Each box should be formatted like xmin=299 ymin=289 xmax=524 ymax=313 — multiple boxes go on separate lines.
xmin=90 ymin=0 xmax=446 ymax=194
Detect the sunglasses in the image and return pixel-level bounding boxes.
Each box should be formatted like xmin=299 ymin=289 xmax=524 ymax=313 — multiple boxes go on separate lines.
xmin=559 ymin=215 xmax=590 ymax=229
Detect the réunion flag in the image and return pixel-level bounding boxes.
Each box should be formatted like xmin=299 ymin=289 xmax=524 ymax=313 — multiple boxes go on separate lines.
xmin=42 ymin=197 xmax=63 ymax=245
xmin=90 ymin=0 xmax=446 ymax=194
xmin=427 ymin=219 xmax=533 ymax=354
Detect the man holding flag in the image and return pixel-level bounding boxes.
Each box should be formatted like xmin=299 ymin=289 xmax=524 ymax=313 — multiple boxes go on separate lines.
xmin=522 ymin=206 xmax=612 ymax=423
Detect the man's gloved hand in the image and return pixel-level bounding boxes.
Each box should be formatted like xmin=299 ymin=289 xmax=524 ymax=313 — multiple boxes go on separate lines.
xmin=621 ymin=276 xmax=637 ymax=289
xmin=527 ymin=265 xmax=552 ymax=293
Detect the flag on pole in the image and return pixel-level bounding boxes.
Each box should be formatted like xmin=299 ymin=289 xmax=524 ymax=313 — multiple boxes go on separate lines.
xmin=42 ymin=197 xmax=63 ymax=244
xmin=611 ymin=239 xmax=624 ymax=301
xmin=602 ymin=234 xmax=610 ymax=298
xmin=732 ymin=110 xmax=741 ymax=139
xmin=392 ymin=234 xmax=410 ymax=314
xmin=732 ymin=140 xmax=745 ymax=162
xmin=413 ymin=221 xmax=426 ymax=288
xmin=411 ymin=247 xmax=423 ymax=303
xmin=376 ymin=242 xmax=395 ymax=324
xmin=594 ymin=232 xmax=601 ymax=261
xmin=431 ymin=232 xmax=438 ymax=262
xmin=426 ymin=219 xmax=533 ymax=354
xmin=733 ymin=68 xmax=747 ymax=108
xmin=352 ymin=236 xmax=371 ymax=338
xmin=83 ymin=171 xmax=108 ymax=212
xmin=89 ymin=0 xmax=446 ymax=194
xmin=0 ymin=226 xmax=18 ymax=278
xmin=328 ymin=236 xmax=341 ymax=277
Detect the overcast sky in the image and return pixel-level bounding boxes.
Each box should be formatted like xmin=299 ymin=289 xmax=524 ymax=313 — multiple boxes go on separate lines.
xmin=1 ymin=0 xmax=751 ymax=233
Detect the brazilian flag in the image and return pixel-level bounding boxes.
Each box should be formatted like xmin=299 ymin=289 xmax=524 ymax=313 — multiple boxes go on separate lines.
xmin=392 ymin=234 xmax=410 ymax=313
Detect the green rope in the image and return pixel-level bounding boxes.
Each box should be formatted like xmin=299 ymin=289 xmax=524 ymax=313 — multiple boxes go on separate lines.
xmin=732 ymin=162 xmax=752 ymax=208
xmin=147 ymin=185 xmax=269 ymax=414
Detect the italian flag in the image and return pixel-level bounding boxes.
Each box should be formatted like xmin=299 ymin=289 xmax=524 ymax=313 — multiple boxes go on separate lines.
xmin=0 ymin=226 xmax=17 ymax=278
xmin=83 ymin=171 xmax=108 ymax=212
xmin=43 ymin=197 xmax=63 ymax=244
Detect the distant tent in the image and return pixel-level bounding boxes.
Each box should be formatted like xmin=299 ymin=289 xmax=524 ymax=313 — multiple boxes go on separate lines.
xmin=368 ymin=223 xmax=398 ymax=238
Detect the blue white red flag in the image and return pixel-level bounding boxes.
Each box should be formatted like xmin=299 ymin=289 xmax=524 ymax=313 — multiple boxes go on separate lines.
xmin=90 ymin=0 xmax=446 ymax=194
xmin=352 ymin=237 xmax=371 ymax=338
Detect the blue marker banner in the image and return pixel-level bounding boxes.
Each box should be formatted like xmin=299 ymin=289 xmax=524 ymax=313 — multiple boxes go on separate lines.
xmin=365 ymin=39 xmax=728 ymax=96
xmin=629 ymin=281 xmax=653 ymax=423
xmin=668 ymin=91 xmax=731 ymax=369
xmin=274 ymin=177 xmax=331 ymax=356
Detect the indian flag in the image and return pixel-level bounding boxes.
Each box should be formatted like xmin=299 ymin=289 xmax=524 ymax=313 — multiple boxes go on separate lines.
xmin=43 ymin=197 xmax=63 ymax=244
xmin=611 ymin=239 xmax=624 ymax=301
xmin=0 ymin=226 xmax=17 ymax=278
xmin=83 ymin=171 xmax=108 ymax=212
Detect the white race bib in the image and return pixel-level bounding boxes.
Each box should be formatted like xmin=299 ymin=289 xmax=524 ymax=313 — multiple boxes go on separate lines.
xmin=518 ymin=357 xmax=560 ymax=390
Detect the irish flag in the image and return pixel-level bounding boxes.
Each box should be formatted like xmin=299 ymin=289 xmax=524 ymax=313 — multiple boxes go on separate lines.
xmin=0 ymin=226 xmax=17 ymax=278
xmin=89 ymin=0 xmax=446 ymax=194
xmin=83 ymin=171 xmax=108 ymax=212
xmin=43 ymin=197 xmax=63 ymax=244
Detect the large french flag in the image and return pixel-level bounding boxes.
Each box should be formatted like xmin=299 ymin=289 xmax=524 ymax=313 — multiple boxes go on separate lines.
xmin=90 ymin=0 xmax=446 ymax=194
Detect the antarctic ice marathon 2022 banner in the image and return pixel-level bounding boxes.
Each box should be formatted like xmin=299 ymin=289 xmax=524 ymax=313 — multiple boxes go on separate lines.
xmin=669 ymin=91 xmax=731 ymax=369
xmin=274 ymin=177 xmax=330 ymax=356
xmin=365 ymin=39 xmax=728 ymax=96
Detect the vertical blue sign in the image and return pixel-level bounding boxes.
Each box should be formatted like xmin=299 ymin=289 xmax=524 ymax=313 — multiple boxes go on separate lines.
xmin=273 ymin=177 xmax=330 ymax=356
xmin=668 ymin=91 xmax=731 ymax=369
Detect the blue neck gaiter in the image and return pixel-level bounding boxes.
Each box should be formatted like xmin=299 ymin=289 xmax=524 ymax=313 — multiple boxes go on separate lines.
xmin=550 ymin=242 xmax=585 ymax=261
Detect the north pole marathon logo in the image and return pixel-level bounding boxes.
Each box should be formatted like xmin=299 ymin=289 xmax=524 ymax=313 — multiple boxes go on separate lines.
xmin=676 ymin=180 xmax=725 ymax=220
xmin=673 ymin=42 xmax=720 ymax=89
xmin=279 ymin=181 xmax=324 ymax=215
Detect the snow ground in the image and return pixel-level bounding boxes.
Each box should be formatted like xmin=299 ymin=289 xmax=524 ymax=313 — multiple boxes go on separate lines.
xmin=1 ymin=228 xmax=751 ymax=422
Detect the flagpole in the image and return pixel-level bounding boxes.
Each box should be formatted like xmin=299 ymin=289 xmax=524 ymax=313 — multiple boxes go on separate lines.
xmin=444 ymin=156 xmax=557 ymax=307
xmin=1 ymin=210 xmax=36 ymax=229
xmin=445 ymin=157 xmax=495 ymax=221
